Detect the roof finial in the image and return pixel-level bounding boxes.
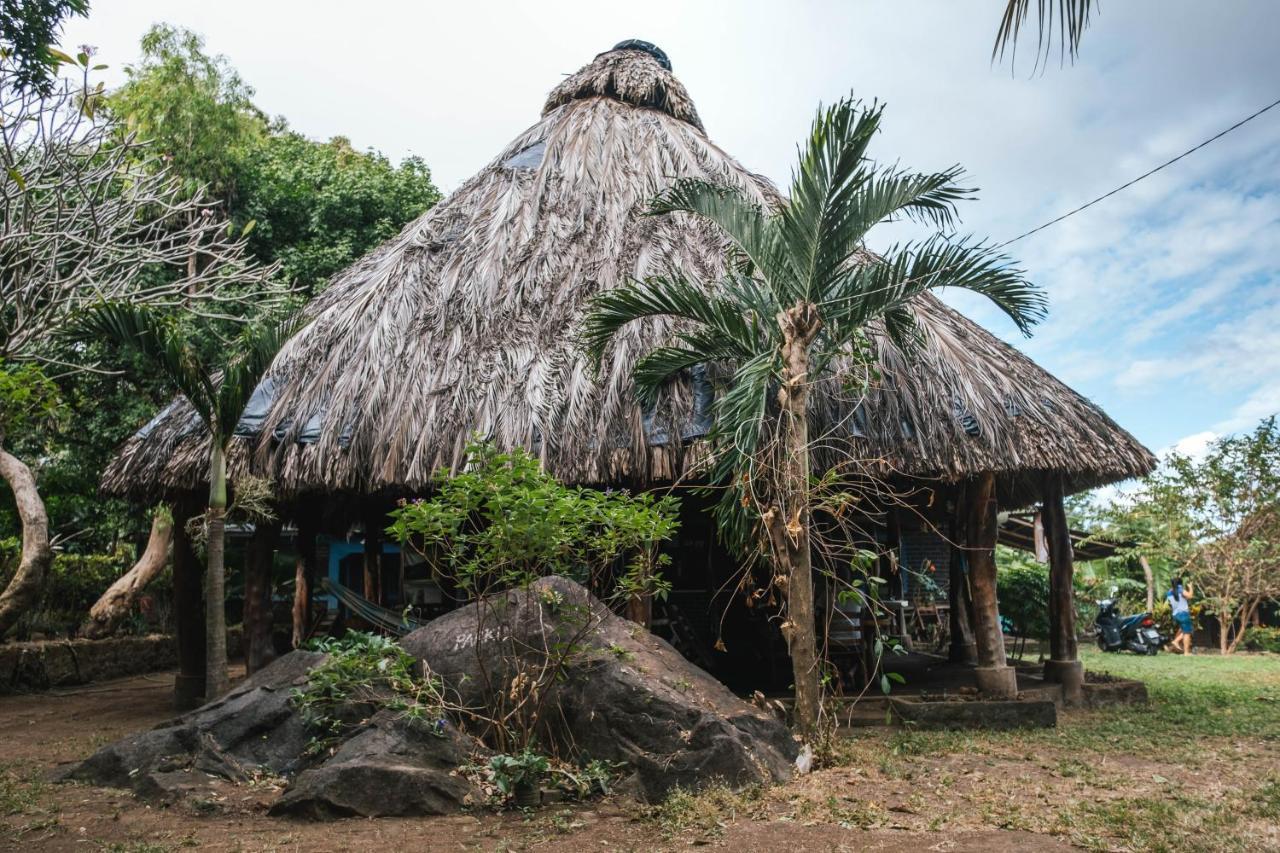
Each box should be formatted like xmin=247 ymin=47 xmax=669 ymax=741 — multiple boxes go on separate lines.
xmin=610 ymin=39 xmax=671 ymax=71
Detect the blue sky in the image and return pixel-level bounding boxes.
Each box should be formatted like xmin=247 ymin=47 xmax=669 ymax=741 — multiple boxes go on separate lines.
xmin=68 ymin=1 xmax=1280 ymax=461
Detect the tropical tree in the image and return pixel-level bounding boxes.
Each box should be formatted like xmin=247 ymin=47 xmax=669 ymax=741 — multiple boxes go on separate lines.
xmin=73 ymin=304 xmax=296 ymax=697
xmin=0 ymin=50 xmax=280 ymax=640
xmin=1106 ymin=416 xmax=1280 ymax=653
xmin=0 ymin=0 xmax=89 ymax=94
xmin=583 ymin=98 xmax=1044 ymax=736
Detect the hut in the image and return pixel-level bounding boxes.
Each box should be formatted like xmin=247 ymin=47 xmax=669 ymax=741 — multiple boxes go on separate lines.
xmin=103 ymin=41 xmax=1155 ymax=707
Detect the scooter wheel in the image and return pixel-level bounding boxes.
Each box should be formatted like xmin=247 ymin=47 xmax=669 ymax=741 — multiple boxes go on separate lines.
xmin=1096 ymin=634 xmax=1108 ymax=651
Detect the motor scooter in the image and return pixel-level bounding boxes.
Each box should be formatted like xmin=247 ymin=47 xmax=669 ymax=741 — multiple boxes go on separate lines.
xmin=1094 ymin=595 xmax=1164 ymax=654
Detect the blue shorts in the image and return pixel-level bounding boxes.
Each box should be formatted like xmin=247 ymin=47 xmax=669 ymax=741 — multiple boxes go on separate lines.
xmin=1173 ymin=611 xmax=1193 ymax=634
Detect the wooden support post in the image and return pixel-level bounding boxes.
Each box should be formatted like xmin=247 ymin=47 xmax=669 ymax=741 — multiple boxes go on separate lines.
xmin=1042 ymin=473 xmax=1083 ymax=704
xmin=291 ymin=513 xmax=318 ymax=648
xmin=363 ymin=506 xmax=382 ymax=606
xmin=967 ymin=472 xmax=1017 ymax=698
xmin=171 ymin=498 xmax=206 ymax=710
xmin=948 ymin=488 xmax=977 ymax=664
xmin=243 ymin=517 xmax=281 ymax=676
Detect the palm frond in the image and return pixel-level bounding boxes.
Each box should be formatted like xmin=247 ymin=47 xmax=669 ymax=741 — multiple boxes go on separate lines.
xmin=993 ymin=0 xmax=1095 ymax=66
xmin=778 ymin=98 xmax=882 ymax=301
xmin=581 ymin=275 xmax=758 ymax=367
xmin=70 ymin=302 xmax=216 ymax=426
xmin=823 ymin=236 xmax=1046 ymax=339
xmin=648 ymin=179 xmax=793 ymax=289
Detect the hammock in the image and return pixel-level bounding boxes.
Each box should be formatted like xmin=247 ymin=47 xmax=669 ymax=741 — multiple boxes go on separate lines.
xmin=317 ymin=576 xmax=427 ymax=637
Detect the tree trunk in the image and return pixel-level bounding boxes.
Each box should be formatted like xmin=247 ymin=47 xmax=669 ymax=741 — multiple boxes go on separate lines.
xmin=967 ymin=472 xmax=1017 ymax=698
xmin=171 ymin=498 xmax=206 ymax=709
xmin=1139 ymin=555 xmax=1154 ymax=614
xmin=243 ymin=516 xmax=281 ymax=675
xmin=0 ymin=444 xmax=54 ymax=639
xmin=626 ymin=555 xmax=653 ymax=628
xmin=292 ymin=513 xmax=318 ymax=648
xmin=764 ymin=302 xmax=822 ymax=738
xmin=81 ymin=510 xmax=173 ymax=639
xmin=204 ymin=445 xmax=229 ymax=699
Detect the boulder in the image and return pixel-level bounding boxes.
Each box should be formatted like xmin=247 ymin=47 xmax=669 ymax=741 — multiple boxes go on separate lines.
xmin=61 ymin=649 xmax=480 ymax=815
xmin=401 ymin=576 xmax=798 ymax=801
xmin=65 ymin=576 xmax=796 ymax=813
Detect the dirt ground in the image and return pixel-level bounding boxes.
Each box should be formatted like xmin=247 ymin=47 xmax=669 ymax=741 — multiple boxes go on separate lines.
xmin=2 ymin=655 xmax=1278 ymax=852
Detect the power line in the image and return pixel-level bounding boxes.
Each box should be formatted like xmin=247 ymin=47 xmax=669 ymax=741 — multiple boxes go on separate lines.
xmin=996 ymin=94 xmax=1280 ymax=249
xmin=828 ymin=93 xmax=1280 ymax=311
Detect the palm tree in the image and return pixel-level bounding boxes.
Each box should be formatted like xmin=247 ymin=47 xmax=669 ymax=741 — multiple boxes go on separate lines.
xmin=583 ymin=98 xmax=1046 ymax=737
xmin=75 ymin=304 xmax=295 ymax=699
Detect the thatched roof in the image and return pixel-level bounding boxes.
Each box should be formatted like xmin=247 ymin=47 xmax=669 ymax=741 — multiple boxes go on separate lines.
xmin=102 ymin=42 xmax=1154 ymax=509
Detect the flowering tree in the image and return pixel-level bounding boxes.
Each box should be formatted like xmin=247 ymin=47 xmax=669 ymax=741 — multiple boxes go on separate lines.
xmin=0 ymin=50 xmax=283 ymax=639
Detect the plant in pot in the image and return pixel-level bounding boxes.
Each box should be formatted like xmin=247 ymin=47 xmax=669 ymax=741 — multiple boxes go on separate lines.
xmin=489 ymin=749 xmax=551 ymax=808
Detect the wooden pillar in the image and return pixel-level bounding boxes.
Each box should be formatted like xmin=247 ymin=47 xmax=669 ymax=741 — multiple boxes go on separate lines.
xmin=948 ymin=487 xmax=977 ymax=664
xmin=966 ymin=472 xmax=1017 ymax=698
xmin=1041 ymin=473 xmax=1083 ymax=704
xmin=291 ymin=512 xmax=318 ymax=648
xmin=363 ymin=506 xmax=382 ymax=606
xmin=243 ymin=517 xmax=281 ymax=676
xmin=171 ymin=498 xmax=206 ymax=710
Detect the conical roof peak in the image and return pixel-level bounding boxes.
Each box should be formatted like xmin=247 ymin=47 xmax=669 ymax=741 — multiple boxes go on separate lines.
xmin=543 ymin=43 xmax=702 ymax=130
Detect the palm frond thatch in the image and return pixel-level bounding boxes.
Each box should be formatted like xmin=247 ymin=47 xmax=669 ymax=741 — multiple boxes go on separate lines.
xmin=100 ymin=44 xmax=1153 ymax=509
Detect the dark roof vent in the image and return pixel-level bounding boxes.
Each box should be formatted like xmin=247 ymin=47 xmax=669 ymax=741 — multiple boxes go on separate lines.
xmin=610 ymin=39 xmax=671 ymax=71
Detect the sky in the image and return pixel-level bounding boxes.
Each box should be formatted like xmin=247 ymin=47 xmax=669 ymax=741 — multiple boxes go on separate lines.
xmin=62 ymin=1 xmax=1280 ymax=464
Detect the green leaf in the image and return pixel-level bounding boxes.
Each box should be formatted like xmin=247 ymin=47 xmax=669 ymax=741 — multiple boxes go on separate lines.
xmin=879 ymin=674 xmax=891 ymax=694
xmin=46 ymin=48 xmax=77 ymax=66
xmin=6 ymin=168 xmax=26 ymax=191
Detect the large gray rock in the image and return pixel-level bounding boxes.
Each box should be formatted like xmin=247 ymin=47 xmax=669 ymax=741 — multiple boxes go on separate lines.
xmin=65 ymin=577 xmax=796 ymax=813
xmin=62 ymin=651 xmax=322 ymax=797
xmin=61 ymin=649 xmax=481 ymax=815
xmin=401 ymin=576 xmax=798 ymax=801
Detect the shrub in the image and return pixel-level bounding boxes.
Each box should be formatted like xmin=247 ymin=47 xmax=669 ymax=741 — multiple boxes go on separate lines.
xmin=294 ymin=630 xmax=449 ymax=755
xmin=1241 ymin=625 xmax=1280 ymax=653
xmin=386 ymin=440 xmax=680 ymax=606
xmin=0 ymin=541 xmax=158 ymax=639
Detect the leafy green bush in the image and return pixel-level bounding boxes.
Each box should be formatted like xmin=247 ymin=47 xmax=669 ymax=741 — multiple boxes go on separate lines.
xmin=293 ymin=631 xmax=448 ymax=755
xmin=1241 ymin=625 xmax=1280 ymax=653
xmin=0 ymin=542 xmax=155 ymax=639
xmin=387 ymin=441 xmax=680 ymax=605
xmin=998 ymin=560 xmax=1051 ymax=641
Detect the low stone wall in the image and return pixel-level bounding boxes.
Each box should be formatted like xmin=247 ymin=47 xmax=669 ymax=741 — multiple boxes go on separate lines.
xmin=0 ymin=634 xmax=177 ymax=692
xmin=889 ymin=696 xmax=1058 ymax=729
xmin=0 ymin=630 xmax=245 ymax=693
xmin=1081 ymin=678 xmax=1148 ymax=709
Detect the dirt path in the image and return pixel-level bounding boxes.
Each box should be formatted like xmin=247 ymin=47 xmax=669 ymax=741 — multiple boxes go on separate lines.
xmin=2 ymin=671 xmax=1090 ymax=850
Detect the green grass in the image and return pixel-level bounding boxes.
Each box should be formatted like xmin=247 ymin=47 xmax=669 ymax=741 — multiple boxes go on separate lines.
xmin=829 ymin=651 xmax=1280 ymax=852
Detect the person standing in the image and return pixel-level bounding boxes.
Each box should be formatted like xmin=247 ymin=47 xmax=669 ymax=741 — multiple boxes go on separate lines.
xmin=1166 ymin=577 xmax=1195 ymax=654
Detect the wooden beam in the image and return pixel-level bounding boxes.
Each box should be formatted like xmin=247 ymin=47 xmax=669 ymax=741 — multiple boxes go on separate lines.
xmin=170 ymin=498 xmax=206 ymax=710
xmin=291 ymin=512 xmax=318 ymax=649
xmin=1042 ymin=473 xmax=1084 ymax=703
xmin=966 ymin=473 xmax=1017 ymax=698
xmin=363 ymin=505 xmax=382 ymax=606
xmin=948 ymin=486 xmax=977 ymax=664
xmin=243 ymin=517 xmax=281 ymax=676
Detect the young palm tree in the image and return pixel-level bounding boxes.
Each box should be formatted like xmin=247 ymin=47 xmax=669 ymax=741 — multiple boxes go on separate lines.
xmin=75 ymin=304 xmax=295 ymax=699
xmin=583 ymin=98 xmax=1046 ymax=737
